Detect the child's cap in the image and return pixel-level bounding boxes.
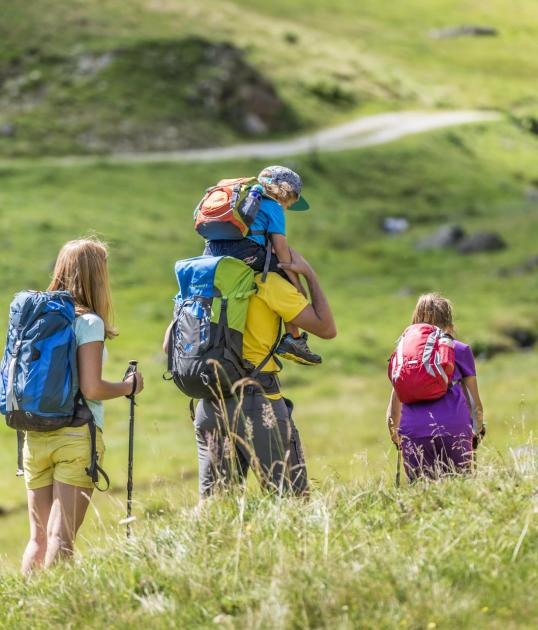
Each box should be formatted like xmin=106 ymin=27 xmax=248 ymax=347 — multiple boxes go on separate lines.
xmin=258 ymin=165 xmax=310 ymax=210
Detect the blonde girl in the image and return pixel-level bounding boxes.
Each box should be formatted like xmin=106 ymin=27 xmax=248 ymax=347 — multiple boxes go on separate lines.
xmin=21 ymin=238 xmax=144 ymax=574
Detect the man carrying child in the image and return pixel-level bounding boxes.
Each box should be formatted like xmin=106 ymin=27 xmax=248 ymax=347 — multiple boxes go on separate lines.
xmin=202 ymin=166 xmax=322 ymax=366
xmin=193 ymin=248 xmax=336 ymax=496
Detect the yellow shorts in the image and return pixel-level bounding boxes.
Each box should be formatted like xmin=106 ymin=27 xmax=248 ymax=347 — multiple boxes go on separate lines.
xmin=24 ymin=425 xmax=105 ymax=490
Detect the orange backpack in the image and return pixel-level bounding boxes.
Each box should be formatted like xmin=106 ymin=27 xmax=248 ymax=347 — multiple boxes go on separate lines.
xmin=194 ymin=177 xmax=258 ymax=241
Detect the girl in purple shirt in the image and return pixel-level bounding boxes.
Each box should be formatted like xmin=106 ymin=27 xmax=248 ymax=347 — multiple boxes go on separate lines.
xmin=386 ymin=293 xmax=485 ymax=480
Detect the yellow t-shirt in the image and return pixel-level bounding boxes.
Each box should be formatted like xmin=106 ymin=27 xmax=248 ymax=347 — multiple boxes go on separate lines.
xmin=243 ymin=272 xmax=309 ymax=377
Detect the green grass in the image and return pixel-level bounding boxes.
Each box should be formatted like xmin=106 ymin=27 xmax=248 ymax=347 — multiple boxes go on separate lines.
xmin=2 ymin=0 xmax=538 ymax=155
xmin=1 ymin=459 xmax=537 ymax=628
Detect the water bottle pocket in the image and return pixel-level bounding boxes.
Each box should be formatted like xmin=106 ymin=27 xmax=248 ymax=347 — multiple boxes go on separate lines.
xmin=176 ymin=300 xmax=211 ymax=358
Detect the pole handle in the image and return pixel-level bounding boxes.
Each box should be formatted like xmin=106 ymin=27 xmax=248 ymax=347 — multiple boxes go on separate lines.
xmin=123 ymin=360 xmax=138 ymax=399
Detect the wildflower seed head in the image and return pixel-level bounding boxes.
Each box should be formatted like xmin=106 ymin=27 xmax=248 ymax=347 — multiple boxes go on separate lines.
xmin=261 ymin=403 xmax=277 ymax=429
xmin=245 ymin=416 xmax=254 ymax=441
xmin=223 ymin=436 xmax=232 ymax=459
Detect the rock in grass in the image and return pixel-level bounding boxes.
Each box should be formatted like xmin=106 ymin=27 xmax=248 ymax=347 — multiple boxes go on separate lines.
xmin=520 ymin=254 xmax=538 ymax=272
xmin=498 ymin=254 xmax=538 ymax=277
xmin=471 ymin=339 xmax=511 ymax=360
xmin=382 ymin=217 xmax=409 ymax=234
xmin=0 ymin=123 xmax=16 ymax=138
xmin=519 ymin=117 xmax=538 ymax=136
xmin=243 ymin=112 xmax=269 ymax=135
xmin=475 ymin=325 xmax=537 ymax=361
xmin=416 ymin=224 xmax=465 ymax=250
xmin=429 ymin=25 xmax=499 ymax=39
xmin=76 ymin=51 xmax=117 ymax=76
xmin=503 ymin=326 xmax=537 ymax=349
xmin=456 ymin=231 xmax=506 ymax=254
xmin=525 ymin=186 xmax=538 ymax=202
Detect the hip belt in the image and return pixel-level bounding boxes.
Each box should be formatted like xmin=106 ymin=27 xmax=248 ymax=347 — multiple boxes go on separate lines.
xmin=242 ymin=372 xmax=281 ymax=396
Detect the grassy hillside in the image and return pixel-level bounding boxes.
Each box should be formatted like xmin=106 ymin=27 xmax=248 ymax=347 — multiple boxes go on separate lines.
xmin=0 ymin=118 xmax=538 ymax=577
xmin=1 ymin=3 xmax=537 ymax=627
xmin=1 ymin=0 xmax=538 ymax=155
xmin=1 ymin=462 xmax=537 ymax=628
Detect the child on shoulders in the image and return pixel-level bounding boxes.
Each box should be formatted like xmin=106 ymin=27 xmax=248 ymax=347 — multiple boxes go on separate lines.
xmin=203 ymin=165 xmax=321 ymax=366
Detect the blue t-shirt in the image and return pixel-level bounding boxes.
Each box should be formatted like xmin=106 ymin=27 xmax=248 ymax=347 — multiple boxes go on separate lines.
xmin=247 ymin=197 xmax=286 ymax=246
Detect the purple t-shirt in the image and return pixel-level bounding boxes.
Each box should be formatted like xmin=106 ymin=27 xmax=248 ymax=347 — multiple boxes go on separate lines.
xmin=399 ymin=340 xmax=476 ymax=439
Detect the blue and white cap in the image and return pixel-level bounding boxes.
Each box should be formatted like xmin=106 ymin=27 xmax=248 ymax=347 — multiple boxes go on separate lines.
xmin=258 ymin=165 xmax=310 ymax=211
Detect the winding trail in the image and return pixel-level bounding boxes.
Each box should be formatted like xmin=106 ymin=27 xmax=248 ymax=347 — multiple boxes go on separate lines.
xmin=4 ymin=110 xmax=501 ymax=168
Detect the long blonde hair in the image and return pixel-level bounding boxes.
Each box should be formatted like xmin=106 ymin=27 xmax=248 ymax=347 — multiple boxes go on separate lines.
xmin=48 ymin=237 xmax=117 ymax=339
xmin=412 ymin=293 xmax=454 ymax=331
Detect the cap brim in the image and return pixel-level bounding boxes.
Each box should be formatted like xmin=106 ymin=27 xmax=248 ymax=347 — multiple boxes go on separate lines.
xmin=289 ymin=196 xmax=310 ymax=211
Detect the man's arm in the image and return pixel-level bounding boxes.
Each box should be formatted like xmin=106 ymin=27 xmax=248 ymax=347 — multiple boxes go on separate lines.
xmin=279 ymin=249 xmax=336 ymax=339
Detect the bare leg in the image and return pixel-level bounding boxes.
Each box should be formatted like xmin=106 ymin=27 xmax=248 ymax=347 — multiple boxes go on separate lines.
xmin=21 ymin=485 xmax=53 ymax=575
xmin=45 ymin=481 xmax=93 ymax=567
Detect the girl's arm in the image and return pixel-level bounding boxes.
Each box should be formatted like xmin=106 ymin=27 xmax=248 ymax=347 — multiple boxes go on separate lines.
xmin=271 ymin=234 xmax=306 ymax=297
xmin=78 ymin=342 xmax=144 ymax=400
xmin=386 ymin=389 xmax=402 ymax=446
xmin=462 ymin=375 xmax=484 ymax=433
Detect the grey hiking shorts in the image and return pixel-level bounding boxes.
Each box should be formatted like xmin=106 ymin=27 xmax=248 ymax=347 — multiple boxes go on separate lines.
xmin=194 ymin=392 xmax=308 ymax=497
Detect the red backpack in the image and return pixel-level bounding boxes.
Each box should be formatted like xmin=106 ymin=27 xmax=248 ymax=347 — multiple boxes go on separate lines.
xmin=194 ymin=177 xmax=257 ymax=241
xmin=388 ymin=324 xmax=455 ymax=404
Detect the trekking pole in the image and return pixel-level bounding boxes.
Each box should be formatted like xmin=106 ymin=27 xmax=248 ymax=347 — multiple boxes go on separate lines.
xmin=395 ymin=444 xmax=402 ymax=488
xmin=124 ymin=360 xmax=138 ymax=538
xmin=16 ymin=430 xmax=24 ymax=477
xmin=472 ymin=425 xmax=486 ymax=473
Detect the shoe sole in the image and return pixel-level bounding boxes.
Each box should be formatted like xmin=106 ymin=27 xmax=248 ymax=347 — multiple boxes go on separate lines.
xmin=277 ymin=350 xmax=322 ymax=366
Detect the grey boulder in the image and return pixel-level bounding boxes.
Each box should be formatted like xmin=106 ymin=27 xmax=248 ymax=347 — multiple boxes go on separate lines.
xmin=456 ymin=232 xmax=506 ymax=254
xmin=416 ymin=224 xmax=465 ymax=250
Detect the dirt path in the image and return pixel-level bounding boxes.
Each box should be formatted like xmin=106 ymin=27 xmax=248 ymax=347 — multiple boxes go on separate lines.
xmin=3 ymin=110 xmax=501 ymax=168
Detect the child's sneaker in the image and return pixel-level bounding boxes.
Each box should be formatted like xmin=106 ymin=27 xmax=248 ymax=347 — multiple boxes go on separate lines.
xmin=276 ymin=333 xmax=322 ymax=366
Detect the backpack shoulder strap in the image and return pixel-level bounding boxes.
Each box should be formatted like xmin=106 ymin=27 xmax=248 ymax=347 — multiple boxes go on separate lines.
xmin=86 ymin=418 xmax=110 ymax=492
xmin=251 ymin=318 xmax=282 ymax=378
xmin=72 ymin=391 xmax=110 ymax=491
xmin=261 ymin=235 xmax=273 ymax=283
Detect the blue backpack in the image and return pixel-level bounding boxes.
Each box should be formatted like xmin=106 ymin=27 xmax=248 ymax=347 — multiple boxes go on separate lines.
xmin=0 ymin=291 xmax=109 ymax=488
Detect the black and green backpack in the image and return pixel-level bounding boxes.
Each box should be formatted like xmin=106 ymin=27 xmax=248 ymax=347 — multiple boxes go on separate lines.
xmin=165 ymin=255 xmax=279 ymax=400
